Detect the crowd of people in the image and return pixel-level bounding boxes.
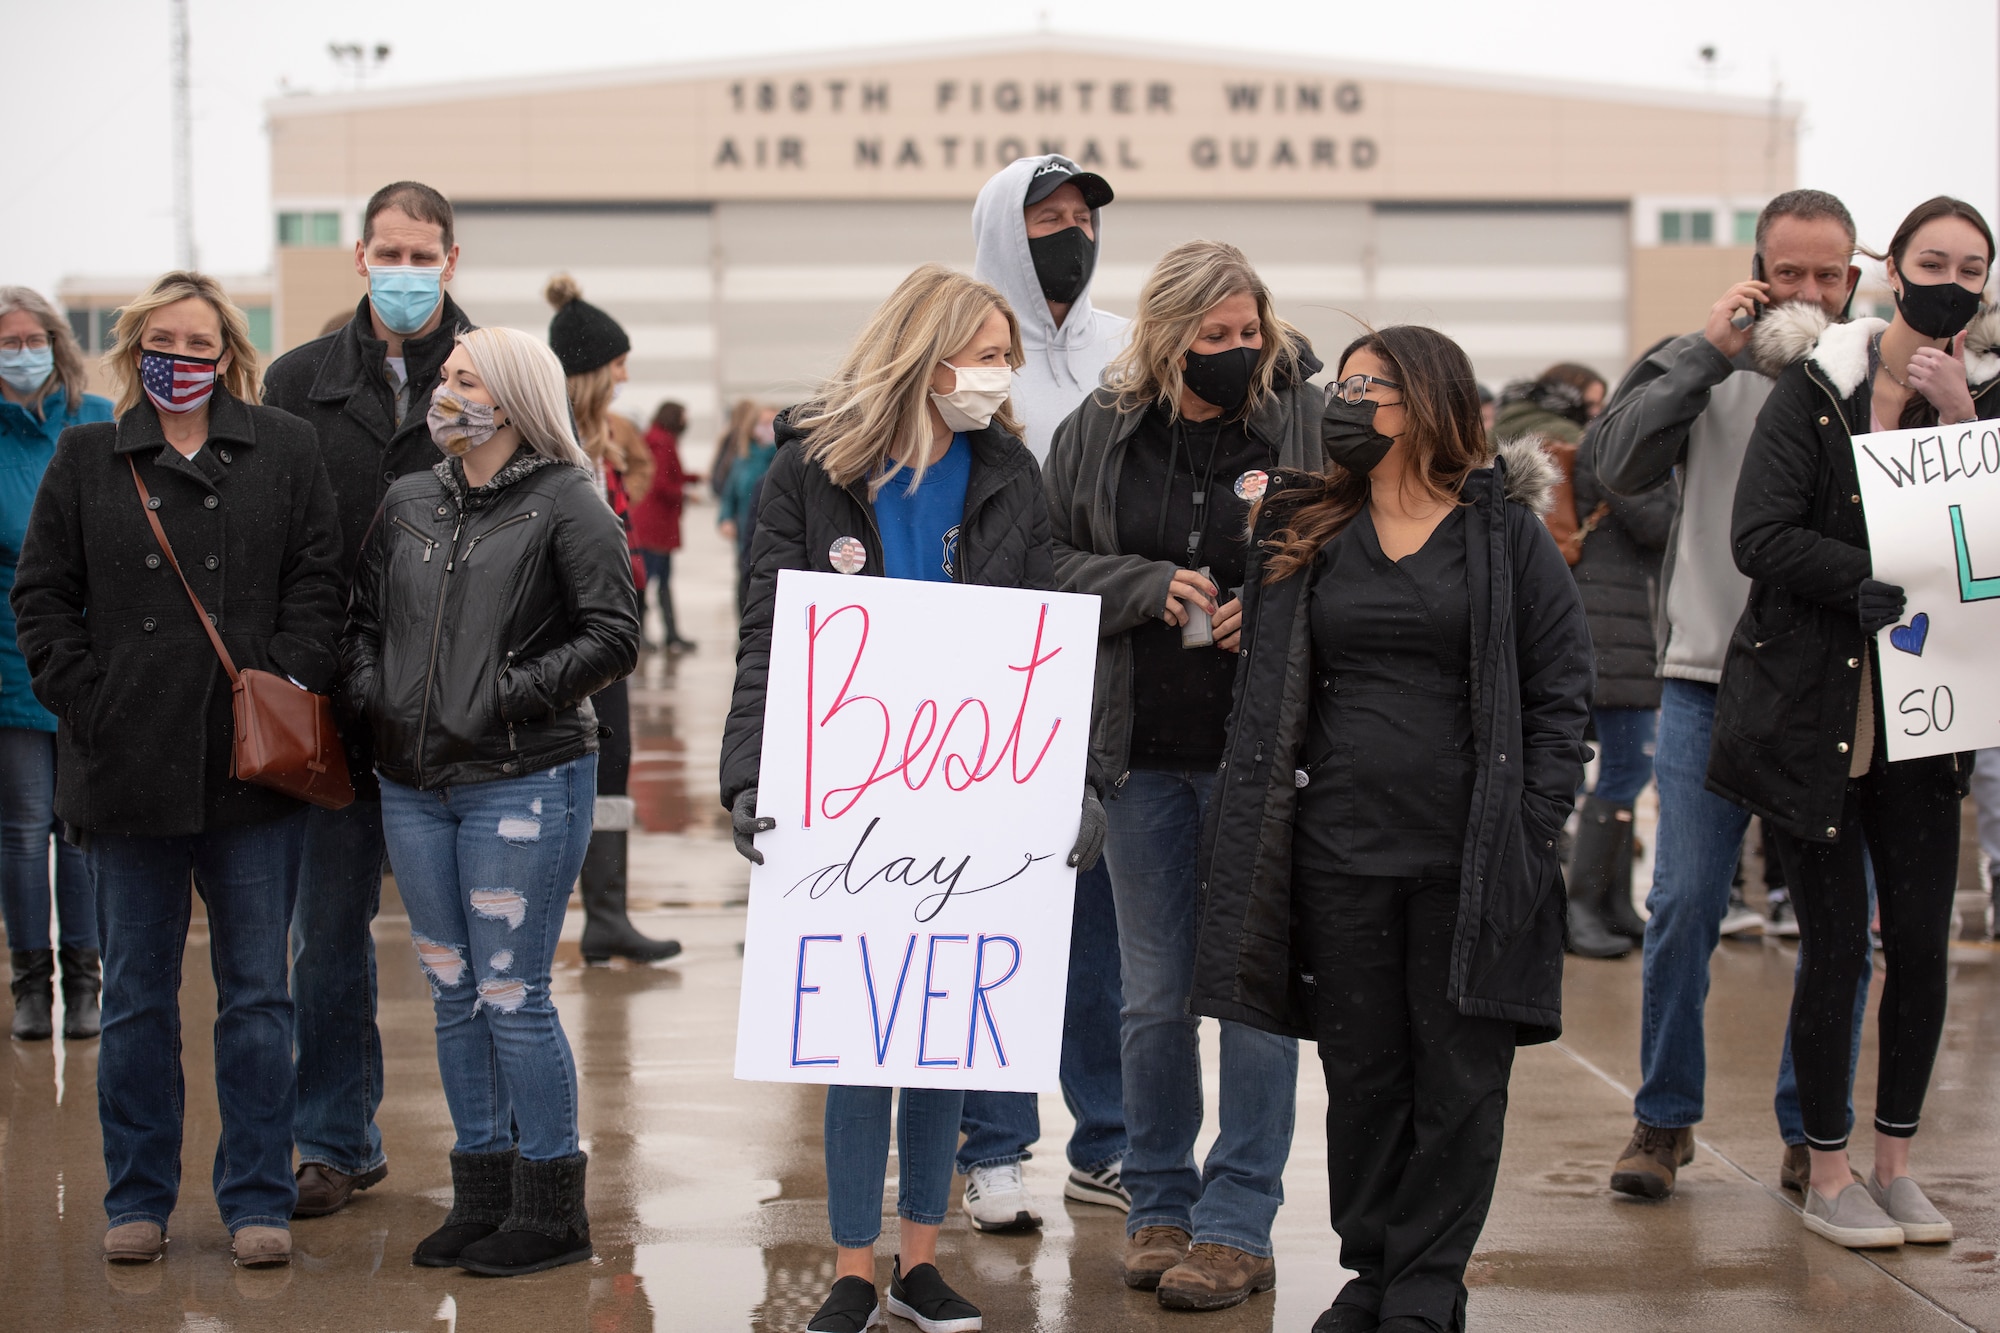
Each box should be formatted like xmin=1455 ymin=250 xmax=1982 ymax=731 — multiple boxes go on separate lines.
xmin=0 ymin=153 xmax=1992 ymax=1331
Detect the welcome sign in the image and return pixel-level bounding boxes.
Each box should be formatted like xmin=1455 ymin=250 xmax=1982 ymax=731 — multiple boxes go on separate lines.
xmin=1853 ymin=421 xmax=2000 ymax=760
xmin=733 ymin=570 xmax=1101 ymax=1091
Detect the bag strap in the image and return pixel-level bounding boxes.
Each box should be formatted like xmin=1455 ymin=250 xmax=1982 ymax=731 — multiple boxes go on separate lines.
xmin=129 ymin=457 xmax=240 ymax=682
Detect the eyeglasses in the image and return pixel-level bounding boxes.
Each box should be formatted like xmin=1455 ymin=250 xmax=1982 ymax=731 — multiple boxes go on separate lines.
xmin=0 ymin=334 xmax=51 ymax=354
xmin=1334 ymin=373 xmax=1401 ymax=405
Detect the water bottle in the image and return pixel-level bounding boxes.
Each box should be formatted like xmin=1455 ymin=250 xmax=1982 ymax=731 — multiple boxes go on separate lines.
xmin=1181 ymin=565 xmax=1215 ymax=648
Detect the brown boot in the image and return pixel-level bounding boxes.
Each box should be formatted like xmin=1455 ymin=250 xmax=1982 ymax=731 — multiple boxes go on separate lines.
xmin=1610 ymin=1121 xmax=1695 ymax=1199
xmin=1121 ymin=1225 xmax=1189 ymax=1291
xmin=1780 ymin=1143 xmax=1809 ymax=1193
xmin=293 ymin=1161 xmax=389 ymax=1218
xmin=1156 ymin=1242 xmax=1277 ymax=1311
xmin=103 ymin=1221 xmax=166 ymax=1264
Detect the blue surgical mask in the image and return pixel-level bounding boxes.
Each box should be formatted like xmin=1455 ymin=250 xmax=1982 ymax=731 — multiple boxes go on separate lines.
xmin=368 ymin=265 xmax=445 ymax=336
xmin=0 ymin=345 xmax=54 ymax=393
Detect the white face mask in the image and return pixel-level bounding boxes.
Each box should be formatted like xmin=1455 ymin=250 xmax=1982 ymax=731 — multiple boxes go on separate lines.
xmin=929 ymin=362 xmax=1012 ymax=432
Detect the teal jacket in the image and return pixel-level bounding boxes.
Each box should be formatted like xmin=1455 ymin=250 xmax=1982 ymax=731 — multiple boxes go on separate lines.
xmin=0 ymin=387 xmax=115 ymax=731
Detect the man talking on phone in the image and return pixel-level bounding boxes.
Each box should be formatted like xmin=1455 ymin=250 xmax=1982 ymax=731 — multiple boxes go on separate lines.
xmin=1591 ymin=189 xmax=1862 ymax=1201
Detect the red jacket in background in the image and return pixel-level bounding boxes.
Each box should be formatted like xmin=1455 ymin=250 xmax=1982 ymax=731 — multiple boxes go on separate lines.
xmin=630 ymin=426 xmax=687 ymax=553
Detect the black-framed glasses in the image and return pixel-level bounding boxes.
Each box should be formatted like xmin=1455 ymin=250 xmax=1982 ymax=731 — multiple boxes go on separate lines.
xmin=1334 ymin=373 xmax=1401 ymax=405
xmin=0 ymin=334 xmax=51 ymax=354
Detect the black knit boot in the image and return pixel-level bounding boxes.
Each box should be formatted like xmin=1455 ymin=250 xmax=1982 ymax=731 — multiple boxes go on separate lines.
xmin=578 ymin=820 xmax=680 ymax=966
xmin=10 ymin=950 xmax=54 ymax=1041
xmin=1579 ymin=796 xmax=1646 ymax=940
xmin=456 ymin=1152 xmax=592 ymax=1277
xmin=1563 ymin=802 xmax=1630 ymax=959
xmin=58 ymin=947 xmax=101 ymax=1039
xmin=412 ymin=1149 xmax=517 ymax=1267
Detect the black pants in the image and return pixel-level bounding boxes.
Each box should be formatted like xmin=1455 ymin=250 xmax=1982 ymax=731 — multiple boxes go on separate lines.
xmin=591 ymin=678 xmax=630 ymax=797
xmin=1768 ymin=759 xmax=1960 ymax=1149
xmin=1293 ymin=869 xmax=1515 ymax=1331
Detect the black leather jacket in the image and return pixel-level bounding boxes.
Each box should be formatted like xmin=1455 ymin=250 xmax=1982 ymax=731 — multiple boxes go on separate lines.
xmin=343 ymin=453 xmax=641 ymax=790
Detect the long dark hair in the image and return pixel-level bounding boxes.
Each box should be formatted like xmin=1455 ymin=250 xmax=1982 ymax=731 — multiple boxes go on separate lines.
xmin=1881 ymin=196 xmax=1995 ymax=428
xmin=1259 ymin=325 xmax=1489 ymax=584
xmin=650 ymin=400 xmax=687 ymax=435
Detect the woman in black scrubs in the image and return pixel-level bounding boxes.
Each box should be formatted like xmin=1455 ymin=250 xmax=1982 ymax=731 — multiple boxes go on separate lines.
xmin=1192 ymin=326 xmax=1593 ymax=1333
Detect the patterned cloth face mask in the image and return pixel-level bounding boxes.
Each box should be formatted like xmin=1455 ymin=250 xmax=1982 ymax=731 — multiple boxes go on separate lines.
xmin=427 ymin=383 xmax=500 ymax=456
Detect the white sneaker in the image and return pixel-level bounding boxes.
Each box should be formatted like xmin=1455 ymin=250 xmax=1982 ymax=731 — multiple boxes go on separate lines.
xmin=1802 ymin=1182 xmax=1904 ymax=1248
xmin=1865 ymin=1172 xmax=1953 ymax=1243
xmin=1063 ymin=1159 xmax=1132 ymax=1212
xmin=960 ymin=1161 xmax=1042 ymax=1233
xmin=1718 ymin=905 xmax=1765 ymax=937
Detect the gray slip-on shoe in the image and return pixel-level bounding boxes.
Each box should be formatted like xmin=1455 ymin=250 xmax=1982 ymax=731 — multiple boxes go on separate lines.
xmin=1866 ymin=1173 xmax=1953 ymax=1243
xmin=1803 ymin=1183 xmax=1904 ymax=1248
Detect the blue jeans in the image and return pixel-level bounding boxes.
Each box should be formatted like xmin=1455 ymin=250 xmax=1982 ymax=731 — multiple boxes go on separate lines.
xmin=0 ymin=727 xmax=93 ymax=952
xmin=1590 ymin=708 xmax=1657 ymax=805
xmin=291 ymin=799 xmax=386 ymax=1176
xmin=1106 ymin=768 xmax=1298 ymax=1256
xmin=380 ymin=757 xmax=596 ymax=1162
xmin=825 ymin=1086 xmax=963 ymax=1248
xmin=958 ymin=855 xmax=1128 ymax=1173
xmin=90 ymin=812 xmax=306 ymax=1232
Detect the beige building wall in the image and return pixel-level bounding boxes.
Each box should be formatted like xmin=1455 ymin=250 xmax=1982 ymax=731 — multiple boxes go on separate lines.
xmin=277 ymin=249 xmax=369 ymax=350
xmin=1629 ymin=245 xmax=1756 ymax=363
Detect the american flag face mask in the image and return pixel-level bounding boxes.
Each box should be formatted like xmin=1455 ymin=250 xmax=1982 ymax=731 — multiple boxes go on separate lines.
xmin=139 ymin=349 xmax=221 ymax=414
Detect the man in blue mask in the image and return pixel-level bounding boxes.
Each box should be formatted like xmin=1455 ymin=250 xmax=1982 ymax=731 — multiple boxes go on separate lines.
xmin=264 ymin=180 xmax=475 ymax=1219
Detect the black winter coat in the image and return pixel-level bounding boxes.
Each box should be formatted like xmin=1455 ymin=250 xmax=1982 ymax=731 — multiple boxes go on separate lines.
xmin=11 ymin=392 xmax=345 ymax=836
xmin=1573 ymin=416 xmax=1678 ymax=709
xmin=1708 ymin=307 xmax=1994 ymax=839
xmin=1191 ymin=441 xmax=1593 ymax=1045
xmin=719 ymin=416 xmax=1056 ymax=808
xmin=343 ymin=454 xmax=641 ymax=791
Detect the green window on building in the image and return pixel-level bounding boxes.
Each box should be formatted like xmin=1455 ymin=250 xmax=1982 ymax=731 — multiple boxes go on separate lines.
xmin=1689 ymin=210 xmax=1714 ymax=243
xmin=245 ymin=306 xmax=274 ymax=353
xmin=1734 ymin=210 xmax=1758 ymax=245
xmin=95 ymin=308 xmax=120 ymax=350
xmin=66 ymin=309 xmax=92 ymax=352
xmin=277 ymin=211 xmax=341 ymax=247
xmin=1659 ymin=210 xmax=1683 ymax=243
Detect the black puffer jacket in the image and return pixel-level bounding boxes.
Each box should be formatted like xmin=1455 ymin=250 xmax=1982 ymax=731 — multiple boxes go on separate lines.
xmin=1708 ymin=305 xmax=1997 ymax=839
xmin=719 ymin=415 xmax=1055 ymax=808
xmin=344 ymin=452 xmax=641 ymax=790
xmin=12 ymin=391 xmax=344 ymax=836
xmin=1191 ymin=441 xmax=1593 ymax=1044
xmin=1572 ymin=417 xmax=1678 ymax=709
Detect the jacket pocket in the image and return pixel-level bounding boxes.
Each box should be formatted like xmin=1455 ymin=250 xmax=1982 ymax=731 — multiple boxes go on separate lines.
xmin=1715 ymin=621 xmax=1803 ymax=749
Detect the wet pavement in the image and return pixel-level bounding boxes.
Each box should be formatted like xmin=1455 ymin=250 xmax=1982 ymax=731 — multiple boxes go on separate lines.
xmin=3 ymin=513 xmax=1998 ymax=1332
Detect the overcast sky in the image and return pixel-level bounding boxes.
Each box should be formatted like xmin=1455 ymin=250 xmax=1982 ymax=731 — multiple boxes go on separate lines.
xmin=7 ymin=0 xmax=1996 ymax=300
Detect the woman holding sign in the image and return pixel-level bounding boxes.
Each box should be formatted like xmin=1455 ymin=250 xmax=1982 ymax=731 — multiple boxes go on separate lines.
xmin=1042 ymin=240 xmax=1323 ymax=1313
xmin=1192 ymin=326 xmax=1591 ymax=1333
xmin=721 ymin=263 xmax=1099 ymax=1333
xmin=1708 ymin=196 xmax=2000 ymax=1250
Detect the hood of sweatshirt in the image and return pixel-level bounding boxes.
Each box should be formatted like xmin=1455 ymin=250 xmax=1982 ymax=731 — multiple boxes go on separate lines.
xmin=973 ymin=154 xmax=1132 ymax=461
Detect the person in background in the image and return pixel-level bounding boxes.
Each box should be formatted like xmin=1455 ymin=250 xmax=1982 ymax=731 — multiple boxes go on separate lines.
xmin=1045 ymin=240 xmax=1319 ymax=1313
xmin=1196 ymin=326 xmax=1591 ymax=1333
xmin=1974 ymin=751 xmax=2000 ymax=938
xmin=947 ymin=151 xmax=1133 ymax=1237
xmin=718 ymin=405 xmax=777 ymax=613
xmin=632 ymin=400 xmax=697 ymax=652
xmin=264 ymin=179 xmax=475 ymax=1219
xmin=345 ymin=326 xmax=640 ymax=1276
xmin=548 ymin=276 xmax=679 ymax=967
xmin=0 ymin=287 xmax=110 ymax=1042
xmin=1477 ymin=381 xmax=1497 ymax=439
xmin=1593 ymin=189 xmax=1865 ymax=1201
xmin=710 ymin=397 xmax=760 ymax=501
xmin=13 ymin=271 xmax=345 ymax=1268
xmin=1708 ymin=196 xmax=1999 ymax=1249
xmin=721 ymin=264 xmax=1096 ymax=1333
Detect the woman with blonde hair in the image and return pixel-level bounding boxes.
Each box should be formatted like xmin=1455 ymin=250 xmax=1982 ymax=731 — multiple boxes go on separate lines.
xmin=12 ymin=271 xmax=345 ymax=1267
xmin=1042 ymin=238 xmax=1321 ymax=1312
xmin=344 ymin=325 xmax=640 ymax=1276
xmin=720 ymin=262 xmax=1101 ymax=1333
xmin=0 ymin=287 xmax=113 ymax=1042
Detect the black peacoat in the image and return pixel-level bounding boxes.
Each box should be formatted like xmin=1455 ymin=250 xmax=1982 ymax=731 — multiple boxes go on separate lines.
xmin=10 ymin=391 xmax=345 ymax=837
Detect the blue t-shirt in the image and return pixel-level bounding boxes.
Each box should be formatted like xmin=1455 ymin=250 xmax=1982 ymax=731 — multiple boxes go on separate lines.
xmin=872 ymin=434 xmax=971 ymax=583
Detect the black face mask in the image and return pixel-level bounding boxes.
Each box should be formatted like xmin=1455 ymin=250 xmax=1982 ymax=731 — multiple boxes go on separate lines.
xmin=1028 ymin=226 xmax=1096 ymax=305
xmin=1181 ymin=345 xmax=1258 ymax=412
xmin=1894 ymin=266 xmax=1983 ymax=340
xmin=1322 ymin=398 xmax=1396 ymax=474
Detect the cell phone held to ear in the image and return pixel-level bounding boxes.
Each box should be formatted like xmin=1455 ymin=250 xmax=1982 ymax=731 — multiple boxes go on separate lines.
xmin=1729 ymin=254 xmax=1768 ymax=332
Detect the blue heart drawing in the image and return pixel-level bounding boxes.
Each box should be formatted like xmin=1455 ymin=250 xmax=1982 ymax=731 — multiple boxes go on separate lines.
xmin=1889 ymin=612 xmax=1929 ymax=656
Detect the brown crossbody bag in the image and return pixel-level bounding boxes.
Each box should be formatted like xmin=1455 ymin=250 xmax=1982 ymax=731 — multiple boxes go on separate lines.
xmin=129 ymin=458 xmax=355 ymax=810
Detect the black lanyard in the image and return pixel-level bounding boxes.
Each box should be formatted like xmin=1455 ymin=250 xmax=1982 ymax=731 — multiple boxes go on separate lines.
xmin=1154 ymin=417 xmax=1228 ymax=570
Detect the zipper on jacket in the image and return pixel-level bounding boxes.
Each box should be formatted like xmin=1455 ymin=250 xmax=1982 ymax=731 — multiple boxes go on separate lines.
xmin=463 ymin=510 xmax=539 ymax=563
xmin=504 ymin=650 xmax=517 ymax=751
xmin=414 ymin=513 xmax=467 ymax=786
xmin=391 ymin=516 xmax=438 ymax=562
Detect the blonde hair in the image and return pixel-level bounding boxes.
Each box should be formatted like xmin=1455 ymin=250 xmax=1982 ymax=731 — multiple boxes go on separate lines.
xmin=455 ymin=327 xmax=592 ymax=469
xmin=103 ymin=271 xmax=262 ymax=415
xmin=795 ymin=264 xmax=1023 ymax=494
xmin=0 ymin=287 xmax=90 ymax=420
xmin=565 ymin=360 xmax=620 ymax=465
xmin=712 ymin=398 xmax=761 ymax=477
xmin=1104 ymin=240 xmax=1305 ymax=419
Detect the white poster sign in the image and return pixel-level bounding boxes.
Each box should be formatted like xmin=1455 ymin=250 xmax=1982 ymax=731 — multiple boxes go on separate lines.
xmin=733 ymin=569 xmax=1101 ymax=1091
xmin=1852 ymin=421 xmax=2000 ymax=759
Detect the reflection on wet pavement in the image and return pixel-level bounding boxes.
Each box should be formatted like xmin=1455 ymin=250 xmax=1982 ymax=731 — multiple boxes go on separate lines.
xmin=3 ymin=519 xmax=1998 ymax=1331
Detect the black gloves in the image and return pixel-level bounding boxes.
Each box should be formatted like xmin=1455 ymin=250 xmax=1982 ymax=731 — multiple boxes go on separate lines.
xmin=731 ymin=787 xmax=775 ymax=864
xmin=1857 ymin=578 xmax=1907 ymax=636
xmin=1068 ymin=792 xmax=1107 ymax=871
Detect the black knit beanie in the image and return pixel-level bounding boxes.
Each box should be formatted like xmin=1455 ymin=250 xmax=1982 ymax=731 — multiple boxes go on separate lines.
xmin=546 ymin=274 xmax=630 ymax=376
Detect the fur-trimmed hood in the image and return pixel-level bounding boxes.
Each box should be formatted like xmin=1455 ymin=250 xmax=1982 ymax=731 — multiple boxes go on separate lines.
xmin=1750 ymin=301 xmax=2000 ymax=396
xmin=1492 ymin=435 xmax=1559 ymax=517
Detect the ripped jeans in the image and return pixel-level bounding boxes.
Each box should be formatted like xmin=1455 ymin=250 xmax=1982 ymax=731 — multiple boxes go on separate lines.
xmin=379 ymin=756 xmax=597 ymax=1162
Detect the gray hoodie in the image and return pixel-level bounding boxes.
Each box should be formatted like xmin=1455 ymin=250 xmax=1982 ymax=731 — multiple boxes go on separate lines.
xmin=972 ymin=155 xmax=1132 ymax=464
